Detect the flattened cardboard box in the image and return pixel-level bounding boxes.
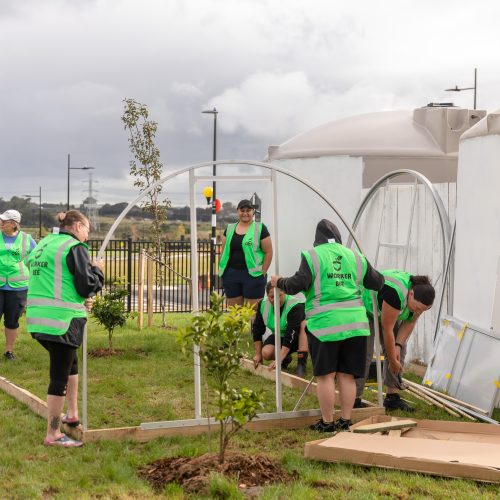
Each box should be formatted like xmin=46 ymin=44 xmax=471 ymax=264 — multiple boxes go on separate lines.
xmin=304 ymin=416 xmax=500 ymax=483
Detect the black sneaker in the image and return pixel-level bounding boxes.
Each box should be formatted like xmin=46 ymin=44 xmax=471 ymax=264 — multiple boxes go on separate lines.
xmin=4 ymin=351 xmax=15 ymax=361
xmin=309 ymin=419 xmax=336 ymax=433
xmin=384 ymin=394 xmax=415 ymax=412
xmin=281 ymin=354 xmax=292 ymax=370
xmin=334 ymin=417 xmax=352 ymax=432
xmin=295 ymin=363 xmax=306 ymax=378
xmin=353 ymin=397 xmax=369 ymax=408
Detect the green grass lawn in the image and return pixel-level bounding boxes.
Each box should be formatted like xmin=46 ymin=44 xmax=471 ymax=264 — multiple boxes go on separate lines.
xmin=1 ymin=315 xmax=499 ymax=498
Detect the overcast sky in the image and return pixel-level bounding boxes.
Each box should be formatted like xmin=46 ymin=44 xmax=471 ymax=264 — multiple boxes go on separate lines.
xmin=1 ymin=0 xmax=499 ymax=206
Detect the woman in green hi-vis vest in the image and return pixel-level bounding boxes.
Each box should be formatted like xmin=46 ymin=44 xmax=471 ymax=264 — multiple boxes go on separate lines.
xmin=355 ymin=271 xmax=435 ymax=412
xmin=218 ymin=199 xmax=273 ymax=308
xmin=28 ymin=211 xmax=104 ymax=447
xmin=0 ymin=209 xmax=36 ymax=360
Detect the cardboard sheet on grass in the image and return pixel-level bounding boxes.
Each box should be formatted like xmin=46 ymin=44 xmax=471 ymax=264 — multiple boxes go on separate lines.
xmin=304 ymin=416 xmax=500 ymax=483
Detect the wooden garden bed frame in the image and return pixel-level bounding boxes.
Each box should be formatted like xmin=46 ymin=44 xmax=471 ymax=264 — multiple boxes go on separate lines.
xmin=0 ymin=373 xmax=384 ymax=443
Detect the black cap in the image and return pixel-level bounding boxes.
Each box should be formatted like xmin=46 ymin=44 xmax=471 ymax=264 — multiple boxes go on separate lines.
xmin=237 ymin=199 xmax=254 ymax=210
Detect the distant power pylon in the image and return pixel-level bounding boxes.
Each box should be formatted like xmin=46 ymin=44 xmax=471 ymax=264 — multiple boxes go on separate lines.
xmin=82 ymin=172 xmax=100 ymax=231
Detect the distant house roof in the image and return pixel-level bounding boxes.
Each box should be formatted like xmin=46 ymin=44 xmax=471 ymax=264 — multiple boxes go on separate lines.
xmin=267 ymin=107 xmax=486 ymax=186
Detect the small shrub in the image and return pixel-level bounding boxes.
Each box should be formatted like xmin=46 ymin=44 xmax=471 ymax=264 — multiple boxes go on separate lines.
xmin=178 ymin=293 xmax=264 ymax=464
xmin=92 ymin=278 xmax=129 ymax=351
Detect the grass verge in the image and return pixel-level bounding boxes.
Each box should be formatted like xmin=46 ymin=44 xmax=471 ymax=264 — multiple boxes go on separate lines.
xmin=0 ymin=314 xmax=499 ymax=498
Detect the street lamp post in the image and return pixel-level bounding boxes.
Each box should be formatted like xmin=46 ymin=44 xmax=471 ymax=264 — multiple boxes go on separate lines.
xmin=202 ymin=108 xmax=218 ymax=293
xmin=67 ymin=153 xmax=94 ymax=210
xmin=23 ymin=186 xmax=42 ymax=239
xmin=445 ymin=67 xmax=477 ymax=109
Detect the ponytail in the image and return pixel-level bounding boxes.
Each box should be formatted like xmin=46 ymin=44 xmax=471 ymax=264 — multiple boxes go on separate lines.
xmin=56 ymin=210 xmax=88 ymax=229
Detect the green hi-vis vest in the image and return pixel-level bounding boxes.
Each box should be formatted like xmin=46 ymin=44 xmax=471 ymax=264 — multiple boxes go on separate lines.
xmin=0 ymin=231 xmax=32 ymax=289
xmin=218 ymin=222 xmax=265 ymax=277
xmin=362 ymin=269 xmax=413 ymax=322
xmin=303 ymin=242 xmax=369 ymax=342
xmin=260 ymin=294 xmax=304 ymax=336
xmin=26 ymin=233 xmax=87 ymax=336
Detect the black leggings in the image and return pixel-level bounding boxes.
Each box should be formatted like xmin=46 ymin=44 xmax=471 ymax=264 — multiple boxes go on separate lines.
xmin=37 ymin=339 xmax=78 ymax=396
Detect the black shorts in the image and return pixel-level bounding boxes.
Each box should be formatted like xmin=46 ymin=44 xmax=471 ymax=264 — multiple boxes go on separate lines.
xmin=0 ymin=289 xmax=27 ymax=329
xmin=221 ymin=267 xmax=266 ymax=299
xmin=307 ymin=329 xmax=367 ymax=378
xmin=263 ymin=333 xmax=299 ymax=353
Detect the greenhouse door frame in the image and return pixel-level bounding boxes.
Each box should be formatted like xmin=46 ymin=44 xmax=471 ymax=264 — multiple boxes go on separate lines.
xmin=82 ymin=159 xmax=377 ymax=431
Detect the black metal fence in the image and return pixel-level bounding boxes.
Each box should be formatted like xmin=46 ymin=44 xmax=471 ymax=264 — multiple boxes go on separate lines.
xmin=87 ymin=238 xmax=222 ymax=312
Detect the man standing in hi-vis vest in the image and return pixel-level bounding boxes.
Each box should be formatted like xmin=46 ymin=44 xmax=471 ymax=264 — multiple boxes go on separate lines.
xmin=252 ymin=281 xmax=309 ymax=377
xmin=271 ymin=220 xmax=383 ymax=433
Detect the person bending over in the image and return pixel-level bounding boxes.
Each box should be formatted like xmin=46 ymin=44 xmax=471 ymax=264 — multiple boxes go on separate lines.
xmin=355 ymin=270 xmax=435 ymax=412
xmin=252 ymin=281 xmax=308 ymax=377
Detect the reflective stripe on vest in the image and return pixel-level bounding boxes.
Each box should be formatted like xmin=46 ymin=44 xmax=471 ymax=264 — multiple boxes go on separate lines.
xmin=248 ymin=221 xmax=263 ymax=274
xmin=305 ymin=298 xmax=365 ymax=318
xmin=312 ymin=321 xmax=370 ymax=339
xmin=384 ymin=276 xmax=408 ymax=310
xmin=308 ymin=248 xmax=322 ymax=311
xmin=54 ymin=238 xmax=77 ymax=300
xmin=21 ymin=232 xmax=28 ymax=259
xmin=27 ymin=317 xmax=70 ymax=329
xmin=27 ymin=298 xmax=86 ymax=311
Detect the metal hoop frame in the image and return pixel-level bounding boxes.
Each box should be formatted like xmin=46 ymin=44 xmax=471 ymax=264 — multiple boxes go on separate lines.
xmin=81 ymin=159 xmax=374 ymax=430
xmin=347 ymin=169 xmax=453 ymax=403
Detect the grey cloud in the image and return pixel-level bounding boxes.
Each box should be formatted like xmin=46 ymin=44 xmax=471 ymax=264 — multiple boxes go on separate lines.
xmin=2 ymin=0 xmax=500 ymax=206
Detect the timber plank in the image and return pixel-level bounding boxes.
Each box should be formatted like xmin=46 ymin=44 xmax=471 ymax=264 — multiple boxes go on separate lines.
xmin=0 ymin=375 xmax=47 ymax=418
xmin=353 ymin=419 xmax=417 ymax=434
xmin=240 ymin=358 xmax=376 ymax=407
xmin=81 ymin=406 xmax=385 ymax=443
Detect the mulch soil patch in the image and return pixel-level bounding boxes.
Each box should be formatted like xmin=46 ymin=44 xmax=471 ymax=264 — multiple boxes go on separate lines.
xmin=139 ymin=452 xmax=297 ymax=493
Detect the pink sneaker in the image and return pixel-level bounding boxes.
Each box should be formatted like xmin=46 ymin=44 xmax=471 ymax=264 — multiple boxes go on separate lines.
xmin=44 ymin=434 xmax=83 ymax=447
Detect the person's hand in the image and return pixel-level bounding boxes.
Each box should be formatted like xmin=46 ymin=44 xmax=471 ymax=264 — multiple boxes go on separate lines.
xmin=91 ymin=258 xmax=104 ymax=271
xmin=389 ymin=357 xmax=402 ymax=375
xmin=268 ymin=360 xmax=277 ymax=371
xmin=270 ymin=275 xmax=281 ymax=287
xmin=395 ymin=344 xmax=401 ymax=363
xmin=84 ymin=297 xmax=94 ymax=312
xmin=252 ymin=354 xmax=262 ymax=369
